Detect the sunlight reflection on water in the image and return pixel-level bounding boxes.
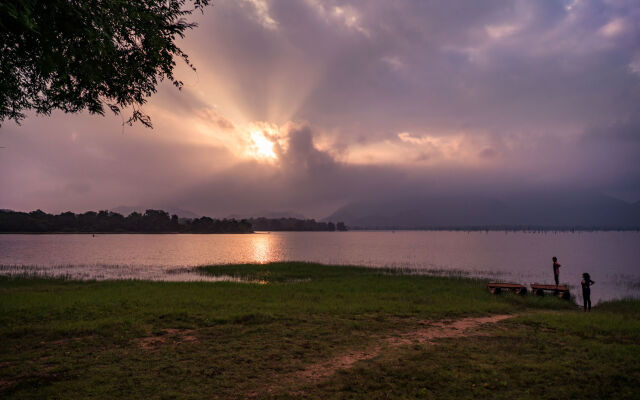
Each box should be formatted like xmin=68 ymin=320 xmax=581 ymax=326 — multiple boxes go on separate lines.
xmin=251 ymin=233 xmax=272 ymax=264
xmin=0 ymin=231 xmax=638 ymax=303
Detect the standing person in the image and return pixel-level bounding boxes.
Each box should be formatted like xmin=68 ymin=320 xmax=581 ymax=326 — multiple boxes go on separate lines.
xmin=581 ymin=273 xmax=595 ymax=312
xmin=552 ymin=257 xmax=561 ymax=286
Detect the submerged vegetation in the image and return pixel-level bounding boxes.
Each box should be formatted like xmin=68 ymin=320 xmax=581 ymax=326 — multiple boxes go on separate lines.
xmin=1 ymin=262 xmax=638 ymax=399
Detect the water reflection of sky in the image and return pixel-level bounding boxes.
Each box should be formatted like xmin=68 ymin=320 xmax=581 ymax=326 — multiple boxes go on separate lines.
xmin=0 ymin=231 xmax=638 ymax=304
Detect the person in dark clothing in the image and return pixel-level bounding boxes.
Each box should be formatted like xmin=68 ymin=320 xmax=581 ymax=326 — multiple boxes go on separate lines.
xmin=581 ymin=273 xmax=595 ymax=312
xmin=552 ymin=257 xmax=561 ymax=286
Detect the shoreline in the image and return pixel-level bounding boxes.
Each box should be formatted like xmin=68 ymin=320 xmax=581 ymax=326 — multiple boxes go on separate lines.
xmin=2 ymin=262 xmax=639 ymax=398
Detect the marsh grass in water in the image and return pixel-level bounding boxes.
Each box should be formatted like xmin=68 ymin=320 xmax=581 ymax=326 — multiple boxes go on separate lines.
xmin=1 ymin=262 xmax=637 ymax=399
xmin=0 ymin=264 xmax=235 ymax=282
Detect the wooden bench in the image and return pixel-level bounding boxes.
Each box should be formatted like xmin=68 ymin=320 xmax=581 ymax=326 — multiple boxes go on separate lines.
xmin=487 ymin=282 xmax=527 ymax=295
xmin=530 ymin=283 xmax=571 ymax=300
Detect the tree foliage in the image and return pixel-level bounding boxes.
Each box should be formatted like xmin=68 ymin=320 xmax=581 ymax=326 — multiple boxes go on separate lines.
xmin=0 ymin=0 xmax=210 ymax=127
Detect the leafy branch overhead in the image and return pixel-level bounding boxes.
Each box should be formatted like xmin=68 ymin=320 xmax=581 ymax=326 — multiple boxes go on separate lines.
xmin=0 ymin=0 xmax=210 ymax=127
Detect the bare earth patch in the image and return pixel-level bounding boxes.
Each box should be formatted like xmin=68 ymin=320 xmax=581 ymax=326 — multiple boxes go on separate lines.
xmin=387 ymin=314 xmax=513 ymax=346
xmin=49 ymin=335 xmax=95 ymax=346
xmin=137 ymin=328 xmax=198 ymax=350
xmin=260 ymin=314 xmax=514 ymax=395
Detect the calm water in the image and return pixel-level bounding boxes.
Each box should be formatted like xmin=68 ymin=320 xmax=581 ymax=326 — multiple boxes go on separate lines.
xmin=1 ymin=231 xmax=639 ymax=304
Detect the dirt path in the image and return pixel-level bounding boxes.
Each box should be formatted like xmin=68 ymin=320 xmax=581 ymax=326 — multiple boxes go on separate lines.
xmin=254 ymin=314 xmax=514 ymax=396
xmin=297 ymin=314 xmax=513 ymax=382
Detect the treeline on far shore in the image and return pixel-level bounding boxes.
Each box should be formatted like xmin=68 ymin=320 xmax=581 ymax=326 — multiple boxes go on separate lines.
xmin=0 ymin=210 xmax=349 ymax=233
xmin=0 ymin=209 xmax=252 ymax=233
xmin=248 ymin=217 xmax=347 ymax=231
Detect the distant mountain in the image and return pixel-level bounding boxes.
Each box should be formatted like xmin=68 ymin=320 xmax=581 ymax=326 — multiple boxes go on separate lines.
xmin=111 ymin=206 xmax=200 ymax=219
xmin=325 ymin=191 xmax=640 ymax=229
xmin=227 ymin=210 xmax=307 ymax=220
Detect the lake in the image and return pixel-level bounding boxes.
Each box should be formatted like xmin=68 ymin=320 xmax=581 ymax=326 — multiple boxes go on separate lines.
xmin=1 ymin=231 xmax=639 ymax=304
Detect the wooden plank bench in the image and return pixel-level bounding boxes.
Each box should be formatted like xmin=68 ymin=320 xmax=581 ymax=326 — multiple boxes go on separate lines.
xmin=530 ymin=283 xmax=571 ymax=300
xmin=487 ymin=282 xmax=527 ymax=295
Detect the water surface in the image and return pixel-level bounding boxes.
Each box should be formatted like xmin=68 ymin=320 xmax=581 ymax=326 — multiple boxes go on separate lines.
xmin=1 ymin=231 xmax=638 ymax=304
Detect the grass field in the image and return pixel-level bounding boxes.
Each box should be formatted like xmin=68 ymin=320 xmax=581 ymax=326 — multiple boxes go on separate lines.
xmin=1 ymin=262 xmax=638 ymax=399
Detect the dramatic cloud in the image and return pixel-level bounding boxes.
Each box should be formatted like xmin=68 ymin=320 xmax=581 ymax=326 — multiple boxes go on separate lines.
xmin=2 ymin=0 xmax=640 ymax=217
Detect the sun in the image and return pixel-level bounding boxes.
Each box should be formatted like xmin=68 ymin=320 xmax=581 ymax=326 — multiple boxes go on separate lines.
xmin=249 ymin=131 xmax=277 ymax=160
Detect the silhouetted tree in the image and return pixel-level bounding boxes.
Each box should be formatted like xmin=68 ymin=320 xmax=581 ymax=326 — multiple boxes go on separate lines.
xmin=56 ymin=211 xmax=77 ymax=231
xmin=0 ymin=0 xmax=210 ymax=127
xmin=125 ymin=211 xmax=143 ymax=231
xmin=142 ymin=209 xmax=171 ymax=232
xmin=170 ymin=214 xmax=180 ymax=231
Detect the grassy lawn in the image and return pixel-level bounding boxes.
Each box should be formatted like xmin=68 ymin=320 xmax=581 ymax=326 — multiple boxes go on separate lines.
xmin=1 ymin=262 xmax=638 ymax=399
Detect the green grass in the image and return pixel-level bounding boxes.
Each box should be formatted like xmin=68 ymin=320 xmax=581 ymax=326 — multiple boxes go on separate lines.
xmin=296 ymin=308 xmax=640 ymax=400
xmin=0 ymin=262 xmax=637 ymax=399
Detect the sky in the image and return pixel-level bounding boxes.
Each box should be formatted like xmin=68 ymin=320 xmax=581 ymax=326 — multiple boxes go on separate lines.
xmin=1 ymin=0 xmax=640 ymax=218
